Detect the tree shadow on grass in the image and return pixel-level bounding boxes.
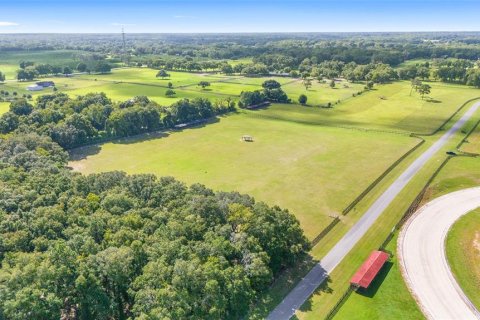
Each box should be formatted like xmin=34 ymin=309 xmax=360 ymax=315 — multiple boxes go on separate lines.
xmin=113 ymin=131 xmax=171 ymax=145
xmin=426 ymin=98 xmax=442 ymax=103
xmin=69 ymin=144 xmax=101 ymax=161
xmin=172 ymin=116 xmax=221 ymax=132
xmin=354 ymin=261 xmax=393 ymax=298
xmin=244 ymin=104 xmax=272 ymax=112
xmin=68 ymin=112 xmax=242 ymax=160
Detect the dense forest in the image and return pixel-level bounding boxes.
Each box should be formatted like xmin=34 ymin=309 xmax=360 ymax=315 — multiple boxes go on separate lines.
xmin=0 ymin=99 xmax=309 ymax=319
xmin=2 ymin=33 xmax=480 ymax=87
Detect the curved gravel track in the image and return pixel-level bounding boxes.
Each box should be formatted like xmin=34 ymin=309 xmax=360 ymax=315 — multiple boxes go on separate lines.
xmin=399 ymin=187 xmax=480 ymax=320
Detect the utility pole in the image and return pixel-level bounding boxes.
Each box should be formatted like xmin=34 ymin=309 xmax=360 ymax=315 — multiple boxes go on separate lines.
xmin=122 ymin=27 xmax=127 ymax=65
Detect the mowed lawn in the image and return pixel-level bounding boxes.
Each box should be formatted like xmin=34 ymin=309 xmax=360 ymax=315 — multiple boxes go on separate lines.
xmin=446 ymin=209 xmax=480 ymax=310
xmin=69 ymin=105 xmax=416 ymax=240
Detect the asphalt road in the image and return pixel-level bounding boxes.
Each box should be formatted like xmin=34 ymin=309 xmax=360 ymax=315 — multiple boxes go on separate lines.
xmin=267 ymin=101 xmax=480 ymax=320
xmin=399 ymin=187 xmax=480 ymax=320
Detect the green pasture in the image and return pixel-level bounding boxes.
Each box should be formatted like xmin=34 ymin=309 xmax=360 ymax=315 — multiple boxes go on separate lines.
xmin=396 ymin=59 xmax=431 ymax=68
xmin=262 ymin=81 xmax=480 ymax=134
xmin=6 ymin=68 xmax=479 ymax=137
xmin=228 ymin=57 xmax=253 ymax=66
xmin=461 ymin=123 xmax=480 ymax=154
xmin=79 ymin=68 xmax=232 ymax=86
xmin=446 ymin=209 xmax=480 ymax=310
xmin=281 ymin=78 xmax=364 ymax=106
xmin=69 ymin=104 xmax=416 ymax=240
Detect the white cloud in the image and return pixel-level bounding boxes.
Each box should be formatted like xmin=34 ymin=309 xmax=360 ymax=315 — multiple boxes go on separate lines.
xmin=0 ymin=21 xmax=19 ymax=27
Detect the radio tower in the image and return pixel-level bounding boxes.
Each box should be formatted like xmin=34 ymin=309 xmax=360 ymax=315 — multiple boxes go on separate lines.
xmin=121 ymin=27 xmax=127 ymax=65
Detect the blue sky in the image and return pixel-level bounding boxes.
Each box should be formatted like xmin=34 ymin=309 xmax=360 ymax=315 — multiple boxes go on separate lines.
xmin=1 ymin=0 xmax=479 ymax=33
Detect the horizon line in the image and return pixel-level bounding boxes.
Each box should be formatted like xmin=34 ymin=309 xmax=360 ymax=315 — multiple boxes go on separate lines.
xmin=1 ymin=30 xmax=480 ymax=35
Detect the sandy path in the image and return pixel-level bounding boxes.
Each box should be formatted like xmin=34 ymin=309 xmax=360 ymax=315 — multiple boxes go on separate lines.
xmin=399 ymin=187 xmax=480 ymax=319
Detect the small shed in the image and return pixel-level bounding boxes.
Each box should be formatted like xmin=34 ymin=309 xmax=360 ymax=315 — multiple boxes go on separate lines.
xmin=242 ymin=135 xmax=254 ymax=142
xmin=350 ymin=250 xmax=389 ymax=289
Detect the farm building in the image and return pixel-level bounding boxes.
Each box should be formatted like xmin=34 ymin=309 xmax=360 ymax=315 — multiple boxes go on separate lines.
xmin=27 ymin=84 xmax=44 ymax=91
xmin=36 ymin=81 xmax=55 ymax=87
xmin=242 ymin=135 xmax=254 ymax=142
xmin=350 ymin=250 xmax=389 ymax=289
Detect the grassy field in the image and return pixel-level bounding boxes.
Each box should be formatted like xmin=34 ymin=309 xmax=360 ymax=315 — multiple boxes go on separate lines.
xmin=0 ymin=50 xmax=88 ymax=79
xmin=69 ymin=104 xmax=416 ymax=240
xmin=281 ymin=79 xmax=364 ymax=106
xmin=427 ymin=156 xmax=480 ymax=198
xmin=3 ymin=68 xmax=479 ymax=135
xmin=461 ymin=123 xmax=480 ymax=154
xmin=446 ymin=208 xmax=480 ymax=310
xmin=265 ymin=81 xmax=480 ymax=134
xmin=0 ymin=102 xmax=9 ymax=115
xmin=396 ymin=59 xmax=431 ymax=68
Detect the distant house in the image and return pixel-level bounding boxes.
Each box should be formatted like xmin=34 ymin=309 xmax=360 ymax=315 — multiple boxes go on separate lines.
xmin=27 ymin=84 xmax=44 ymax=91
xmin=36 ymin=81 xmax=55 ymax=88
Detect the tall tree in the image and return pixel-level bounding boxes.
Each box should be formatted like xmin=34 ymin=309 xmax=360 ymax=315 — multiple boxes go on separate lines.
xmin=303 ymin=78 xmax=312 ymax=90
xmin=198 ymin=81 xmax=210 ymax=89
xmin=416 ymin=84 xmax=431 ymax=99
xmin=156 ymin=69 xmax=170 ymax=79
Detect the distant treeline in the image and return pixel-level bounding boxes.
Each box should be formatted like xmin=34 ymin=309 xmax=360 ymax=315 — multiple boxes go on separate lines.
xmin=0 ymin=93 xmax=235 ymax=149
xmin=1 ymin=33 xmax=480 ymax=70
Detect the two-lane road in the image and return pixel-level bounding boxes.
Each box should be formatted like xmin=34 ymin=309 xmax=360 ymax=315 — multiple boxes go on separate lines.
xmin=267 ymin=101 xmax=480 ymax=320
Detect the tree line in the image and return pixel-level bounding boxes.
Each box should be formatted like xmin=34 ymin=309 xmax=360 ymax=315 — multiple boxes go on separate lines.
xmin=16 ymin=61 xmax=112 ymax=81
xmin=0 ymin=93 xmax=235 ymax=149
xmin=0 ymin=130 xmax=309 ymax=319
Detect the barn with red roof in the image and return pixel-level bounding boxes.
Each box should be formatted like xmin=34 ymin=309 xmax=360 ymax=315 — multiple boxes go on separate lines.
xmin=350 ymin=250 xmax=390 ymax=289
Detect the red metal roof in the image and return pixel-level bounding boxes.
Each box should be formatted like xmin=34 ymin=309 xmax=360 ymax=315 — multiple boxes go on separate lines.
xmin=350 ymin=251 xmax=389 ymax=289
